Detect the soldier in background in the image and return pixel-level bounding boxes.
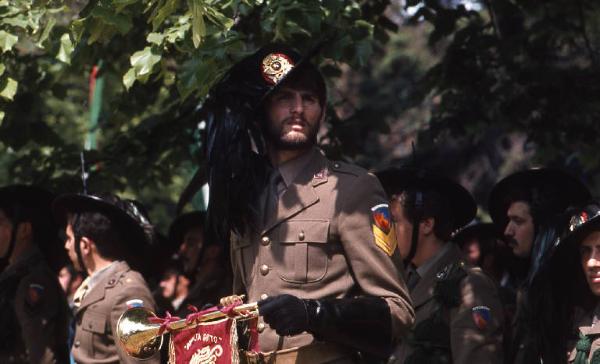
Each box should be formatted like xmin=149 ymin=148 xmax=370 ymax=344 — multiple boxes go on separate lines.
xmin=0 ymin=185 xmax=70 ymax=364
xmin=53 ymin=193 xmax=160 ymax=364
xmin=167 ymin=211 xmax=232 ymax=315
xmin=377 ymin=168 xmax=504 ymax=364
xmin=488 ymin=168 xmax=590 ymax=363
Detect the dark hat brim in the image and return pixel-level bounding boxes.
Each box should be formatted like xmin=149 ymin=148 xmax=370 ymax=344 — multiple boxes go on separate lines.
xmin=168 ymin=211 xmax=207 ymax=247
xmin=452 ymin=222 xmax=501 ymax=246
xmin=488 ymin=168 xmax=590 ymax=226
xmin=52 ymin=194 xmax=148 ymax=248
xmin=0 ymin=185 xmax=55 ymax=210
xmin=375 ymin=168 xmax=477 ymax=230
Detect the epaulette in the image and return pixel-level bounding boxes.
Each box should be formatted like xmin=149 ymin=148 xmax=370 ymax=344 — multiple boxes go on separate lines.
xmin=329 ymin=160 xmax=364 ymax=177
xmin=434 ymin=261 xmax=468 ymax=308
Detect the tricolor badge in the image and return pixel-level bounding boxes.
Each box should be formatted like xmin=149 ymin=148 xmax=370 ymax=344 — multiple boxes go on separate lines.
xmin=472 ymin=306 xmax=492 ymax=330
xmin=126 ymin=299 xmax=144 ymax=309
xmin=371 ymin=204 xmax=397 ymax=256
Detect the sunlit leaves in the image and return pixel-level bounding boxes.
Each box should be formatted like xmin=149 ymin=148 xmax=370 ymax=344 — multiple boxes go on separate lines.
xmin=56 ymin=33 xmax=73 ymax=64
xmin=0 ymin=77 xmax=17 ymax=100
xmin=0 ymin=30 xmax=17 ymax=53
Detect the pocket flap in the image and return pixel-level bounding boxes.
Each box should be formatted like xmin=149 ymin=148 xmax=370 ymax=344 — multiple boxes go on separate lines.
xmin=81 ymin=310 xmax=106 ymax=334
xmin=278 ymin=220 xmax=329 ymax=243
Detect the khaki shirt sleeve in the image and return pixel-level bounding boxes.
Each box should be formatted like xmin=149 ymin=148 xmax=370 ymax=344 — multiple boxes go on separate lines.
xmin=450 ymin=269 xmax=504 ymax=364
xmin=15 ymin=272 xmax=62 ymax=364
xmin=109 ymin=276 xmax=160 ymax=364
xmin=337 ymin=172 xmax=415 ymax=340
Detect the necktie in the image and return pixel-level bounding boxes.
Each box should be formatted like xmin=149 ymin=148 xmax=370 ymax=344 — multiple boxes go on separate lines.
xmin=263 ymin=169 xmax=283 ymax=225
xmin=406 ymin=264 xmax=420 ymax=291
xmin=72 ymin=276 xmax=91 ymax=308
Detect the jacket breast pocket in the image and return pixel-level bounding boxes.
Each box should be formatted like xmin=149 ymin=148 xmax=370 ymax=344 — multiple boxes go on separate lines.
xmin=275 ymin=220 xmax=330 ymax=284
xmin=80 ymin=309 xmax=108 ymax=357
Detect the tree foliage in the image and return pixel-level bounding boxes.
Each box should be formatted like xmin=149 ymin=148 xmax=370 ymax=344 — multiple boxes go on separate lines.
xmin=0 ymin=0 xmax=396 ymax=227
xmin=404 ymin=0 xmax=600 ymax=170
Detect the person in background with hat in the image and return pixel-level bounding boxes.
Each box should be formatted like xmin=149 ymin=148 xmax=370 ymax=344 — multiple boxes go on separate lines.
xmin=488 ymin=168 xmax=591 ymax=363
xmin=453 ymin=222 xmax=511 ymax=287
xmin=204 ymin=43 xmax=414 ymax=362
xmin=0 ymin=185 xmax=71 ymax=363
xmin=377 ymin=168 xmax=504 ymax=364
xmin=155 ymin=211 xmax=232 ymax=317
xmin=53 ymin=193 xmax=159 ymax=364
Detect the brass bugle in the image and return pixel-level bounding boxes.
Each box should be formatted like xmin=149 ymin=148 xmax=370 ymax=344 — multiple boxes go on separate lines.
xmin=116 ymin=303 xmax=258 ymax=360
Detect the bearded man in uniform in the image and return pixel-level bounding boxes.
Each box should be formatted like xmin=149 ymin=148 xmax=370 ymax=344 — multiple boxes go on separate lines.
xmin=203 ymin=43 xmax=415 ymax=363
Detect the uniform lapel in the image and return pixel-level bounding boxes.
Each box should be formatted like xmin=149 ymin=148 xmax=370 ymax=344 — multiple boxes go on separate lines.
xmin=411 ymin=244 xmax=463 ymax=309
xmin=262 ymin=151 xmax=327 ymax=234
xmin=77 ymin=261 xmax=128 ymax=312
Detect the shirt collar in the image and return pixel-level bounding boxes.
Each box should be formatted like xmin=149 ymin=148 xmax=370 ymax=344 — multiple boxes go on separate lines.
xmin=87 ymin=260 xmax=118 ymax=291
xmin=276 ymin=147 xmax=319 ymax=188
xmin=416 ymin=242 xmax=452 ymax=277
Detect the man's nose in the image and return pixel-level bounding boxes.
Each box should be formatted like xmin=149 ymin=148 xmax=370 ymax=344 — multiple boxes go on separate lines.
xmin=504 ymin=223 xmax=513 ymax=236
xmin=290 ymin=94 xmax=303 ymax=113
xmin=588 ymin=250 xmax=600 ymax=268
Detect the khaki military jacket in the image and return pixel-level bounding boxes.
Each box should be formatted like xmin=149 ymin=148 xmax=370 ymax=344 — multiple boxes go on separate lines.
xmin=393 ymin=243 xmax=504 ymax=364
xmin=568 ymin=305 xmax=600 ymax=362
xmin=0 ymin=247 xmax=70 ymax=364
xmin=72 ymin=260 xmax=159 ymax=364
xmin=230 ymin=147 xmax=414 ymax=353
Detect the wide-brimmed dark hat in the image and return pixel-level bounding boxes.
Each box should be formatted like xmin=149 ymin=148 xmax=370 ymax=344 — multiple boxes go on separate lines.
xmin=0 ymin=185 xmax=67 ymax=271
xmin=559 ymin=202 xmax=600 ymax=248
xmin=487 ymin=168 xmax=590 ymax=227
xmin=52 ymin=193 xmax=153 ymax=249
xmin=375 ymin=168 xmax=477 ymax=230
xmin=213 ymin=43 xmax=325 ymax=113
xmin=452 ymin=222 xmax=501 ymax=247
xmin=168 ymin=211 xmax=206 ymax=247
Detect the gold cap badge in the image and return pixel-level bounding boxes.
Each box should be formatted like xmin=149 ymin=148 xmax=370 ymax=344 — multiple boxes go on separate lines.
xmin=261 ymin=53 xmax=294 ymax=85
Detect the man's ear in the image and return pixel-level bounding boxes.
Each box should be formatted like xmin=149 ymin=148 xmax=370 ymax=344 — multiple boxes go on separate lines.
xmin=420 ymin=217 xmax=435 ymax=236
xmin=79 ymin=236 xmax=93 ymax=256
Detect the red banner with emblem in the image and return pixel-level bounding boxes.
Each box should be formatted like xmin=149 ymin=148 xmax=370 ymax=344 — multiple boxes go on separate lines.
xmin=168 ymin=316 xmax=259 ymax=364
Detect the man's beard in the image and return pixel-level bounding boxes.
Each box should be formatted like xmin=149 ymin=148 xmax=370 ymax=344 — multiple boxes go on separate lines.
xmin=264 ymin=116 xmax=319 ymax=151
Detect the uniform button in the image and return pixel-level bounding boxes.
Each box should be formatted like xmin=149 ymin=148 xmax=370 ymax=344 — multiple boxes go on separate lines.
xmin=298 ymin=231 xmax=305 ymax=241
xmin=88 ymin=323 xmax=93 ymax=329
xmin=257 ymin=323 xmax=266 ymax=333
xmin=334 ymin=163 xmax=340 ymax=169
xmin=108 ymin=279 xmax=115 ymax=285
xmin=261 ymin=236 xmax=270 ymax=246
xmin=260 ymin=293 xmax=269 ymax=300
xmin=74 ymin=341 xmax=80 ymax=348
xmin=260 ymin=264 xmax=270 ymax=276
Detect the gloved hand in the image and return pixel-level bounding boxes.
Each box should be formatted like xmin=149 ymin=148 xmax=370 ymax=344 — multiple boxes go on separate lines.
xmin=257 ymin=294 xmax=311 ymax=336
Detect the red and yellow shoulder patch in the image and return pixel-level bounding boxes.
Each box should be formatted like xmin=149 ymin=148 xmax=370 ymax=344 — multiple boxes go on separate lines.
xmin=371 ymin=204 xmax=397 ymax=256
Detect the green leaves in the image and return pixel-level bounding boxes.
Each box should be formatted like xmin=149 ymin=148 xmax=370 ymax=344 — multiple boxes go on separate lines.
xmin=188 ymin=0 xmax=206 ymax=48
xmin=0 ymin=76 xmax=17 ymax=100
xmin=56 ymin=33 xmax=73 ymax=64
xmin=124 ymin=46 xmax=162 ymax=89
xmin=0 ymin=30 xmax=17 ymax=53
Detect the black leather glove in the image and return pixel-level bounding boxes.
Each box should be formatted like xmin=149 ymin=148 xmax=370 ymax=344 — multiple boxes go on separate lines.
xmin=258 ymin=295 xmax=392 ymax=359
xmin=258 ymin=294 xmax=309 ymax=336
